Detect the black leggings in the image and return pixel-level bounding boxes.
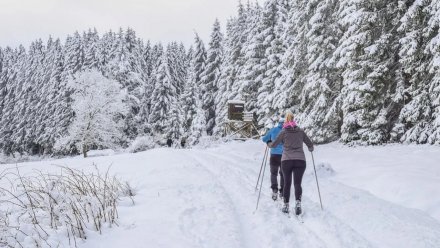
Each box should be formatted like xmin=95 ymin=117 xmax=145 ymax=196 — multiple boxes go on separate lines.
xmin=269 ymin=154 xmax=283 ymax=193
xmin=281 ymin=160 xmax=306 ymax=203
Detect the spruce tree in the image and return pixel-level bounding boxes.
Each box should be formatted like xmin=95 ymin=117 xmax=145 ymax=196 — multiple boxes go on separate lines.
xmin=214 ymin=18 xmax=244 ymax=135
xmin=273 ymin=0 xmax=309 ymax=116
xmin=62 ymin=32 xmax=83 ymax=80
xmin=257 ymin=0 xmax=289 ymax=127
xmin=427 ymin=0 xmax=440 ymax=144
xmin=148 ymin=50 xmax=177 ymax=135
xmin=334 ymin=0 xmax=402 ymax=144
xmin=392 ymin=0 xmax=433 ymax=144
xmin=200 ymin=19 xmax=224 ymax=135
xmin=181 ymin=47 xmax=197 ymax=136
xmin=298 ymin=0 xmax=342 ymax=143
xmin=233 ymin=1 xmax=265 ymax=113
xmin=83 ymin=28 xmax=100 ymax=70
xmin=193 ymin=33 xmax=207 ymax=85
xmin=188 ymin=96 xmax=207 ymax=146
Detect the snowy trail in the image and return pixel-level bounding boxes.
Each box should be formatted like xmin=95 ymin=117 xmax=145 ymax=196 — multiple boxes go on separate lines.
xmin=181 ymin=144 xmax=440 ymax=248
xmin=2 ymin=141 xmax=440 ymax=248
xmin=190 ymin=150 xmax=374 ymax=248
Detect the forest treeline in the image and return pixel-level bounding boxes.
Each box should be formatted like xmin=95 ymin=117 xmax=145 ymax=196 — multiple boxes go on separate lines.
xmin=1 ymin=0 xmax=439 ymax=156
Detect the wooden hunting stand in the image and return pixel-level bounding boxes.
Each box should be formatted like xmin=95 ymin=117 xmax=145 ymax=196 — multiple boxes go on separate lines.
xmin=224 ymin=100 xmax=259 ymax=139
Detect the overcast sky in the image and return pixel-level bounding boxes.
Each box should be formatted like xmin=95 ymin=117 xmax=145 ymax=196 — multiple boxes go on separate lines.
xmin=0 ymin=0 xmax=264 ymax=49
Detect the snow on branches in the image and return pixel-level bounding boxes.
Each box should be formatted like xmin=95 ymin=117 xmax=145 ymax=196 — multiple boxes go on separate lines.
xmin=54 ymin=70 xmax=128 ymax=157
xmin=0 ymin=165 xmax=134 ymax=247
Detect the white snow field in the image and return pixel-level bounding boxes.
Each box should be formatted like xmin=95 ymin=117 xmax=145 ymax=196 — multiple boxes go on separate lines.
xmin=1 ymin=140 xmax=440 ymax=248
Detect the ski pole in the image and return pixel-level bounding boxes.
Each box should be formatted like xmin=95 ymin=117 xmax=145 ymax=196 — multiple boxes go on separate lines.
xmin=311 ymin=152 xmax=323 ymax=210
xmin=255 ymin=147 xmax=269 ymax=211
xmin=255 ymin=146 xmax=269 ymax=191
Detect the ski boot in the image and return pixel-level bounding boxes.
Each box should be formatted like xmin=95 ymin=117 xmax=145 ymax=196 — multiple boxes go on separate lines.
xmin=295 ymin=200 xmax=302 ymax=216
xmin=272 ymin=189 xmax=278 ymax=201
xmin=282 ymin=202 xmax=289 ymax=214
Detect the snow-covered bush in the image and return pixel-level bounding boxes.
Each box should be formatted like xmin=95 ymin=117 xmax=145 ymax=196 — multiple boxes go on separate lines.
xmin=0 ymin=166 xmax=134 ymax=247
xmin=127 ymin=136 xmax=156 ymax=153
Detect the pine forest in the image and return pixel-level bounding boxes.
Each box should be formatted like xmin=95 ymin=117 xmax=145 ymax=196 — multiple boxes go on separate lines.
xmin=1 ymin=0 xmax=440 ymax=157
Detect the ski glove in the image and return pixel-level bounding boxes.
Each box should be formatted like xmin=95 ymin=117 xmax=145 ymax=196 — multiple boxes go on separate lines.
xmin=308 ymin=147 xmax=314 ymax=152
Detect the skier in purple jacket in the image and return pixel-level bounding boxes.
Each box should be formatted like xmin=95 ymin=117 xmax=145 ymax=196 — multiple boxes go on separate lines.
xmin=268 ymin=110 xmax=314 ymax=215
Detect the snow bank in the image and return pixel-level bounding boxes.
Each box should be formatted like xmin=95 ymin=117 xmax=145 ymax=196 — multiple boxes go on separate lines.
xmin=313 ymin=142 xmax=440 ymax=221
xmin=88 ymin=149 xmax=116 ymax=157
xmin=309 ymin=162 xmax=335 ymax=178
xmin=1 ymin=140 xmax=439 ymax=248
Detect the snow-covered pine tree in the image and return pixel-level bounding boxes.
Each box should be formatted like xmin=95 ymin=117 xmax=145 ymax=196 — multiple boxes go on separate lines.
xmin=185 ymin=33 xmax=207 ymax=139
xmin=233 ymin=1 xmax=265 ymax=113
xmin=150 ymin=43 xmax=165 ymax=72
xmin=166 ymin=42 xmax=187 ymax=96
xmin=0 ymin=47 xmax=21 ymax=155
xmin=162 ymin=42 xmax=186 ymax=140
xmin=391 ymin=0 xmax=433 ymax=144
xmin=40 ymin=38 xmax=72 ymax=154
xmin=333 ymin=0 xmax=402 ymax=144
xmin=148 ymin=49 xmax=178 ymax=136
xmin=83 ymin=28 xmax=100 ymax=70
xmin=62 ymin=32 xmax=83 ymax=80
xmin=32 ymin=38 xmax=63 ymax=154
xmin=297 ymin=0 xmax=342 ymax=143
xmin=0 ymin=47 xmax=3 ymax=127
xmin=213 ymin=19 xmax=235 ymax=136
xmin=98 ymin=30 xmax=116 ymax=74
xmin=199 ymin=19 xmax=224 ymax=135
xmin=363 ymin=1 xmax=404 ymax=145
xmin=138 ymin=43 xmax=164 ymax=135
xmin=107 ymin=28 xmax=146 ymax=139
xmin=272 ymin=0 xmax=309 ymax=117
xmin=0 ymin=47 xmax=3 ymax=80
xmin=188 ymin=94 xmax=207 ymax=146
xmin=165 ymin=100 xmax=183 ymax=141
xmin=143 ymin=41 xmax=153 ymax=77
xmin=181 ymin=46 xmax=197 ymax=136
xmin=55 ymin=69 xmax=128 ymax=157
xmin=193 ymin=33 xmax=207 ymax=85
xmin=427 ymin=0 xmax=440 ymax=144
xmin=0 ymin=47 xmax=3 ymax=118
xmin=257 ymin=0 xmax=289 ymax=127
xmin=18 ymin=40 xmax=45 ymax=153
xmin=214 ymin=2 xmax=260 ymax=135
xmin=6 ymin=45 xmax=28 ymax=155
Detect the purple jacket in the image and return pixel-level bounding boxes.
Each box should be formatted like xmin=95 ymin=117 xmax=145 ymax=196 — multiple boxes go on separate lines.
xmin=270 ymin=126 xmax=314 ymax=161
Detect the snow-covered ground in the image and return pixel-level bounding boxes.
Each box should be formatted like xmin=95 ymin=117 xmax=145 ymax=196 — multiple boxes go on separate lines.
xmin=1 ymin=140 xmax=440 ymax=248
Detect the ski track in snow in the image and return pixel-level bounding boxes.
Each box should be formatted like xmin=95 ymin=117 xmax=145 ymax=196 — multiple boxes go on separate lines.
xmin=177 ymin=157 xmax=246 ymax=248
xmin=206 ymin=146 xmax=440 ymax=248
xmin=191 ymin=150 xmax=373 ymax=248
xmin=2 ymin=141 xmax=440 ymax=248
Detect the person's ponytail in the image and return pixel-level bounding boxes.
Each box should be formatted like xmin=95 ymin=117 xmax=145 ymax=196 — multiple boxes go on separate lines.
xmin=285 ymin=110 xmax=294 ymax=122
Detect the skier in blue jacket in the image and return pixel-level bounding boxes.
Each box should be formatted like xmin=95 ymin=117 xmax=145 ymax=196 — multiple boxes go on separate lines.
xmin=262 ymin=117 xmax=285 ymax=201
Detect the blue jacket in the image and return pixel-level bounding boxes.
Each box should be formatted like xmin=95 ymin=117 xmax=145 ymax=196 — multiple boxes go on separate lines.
xmin=262 ymin=122 xmax=284 ymax=155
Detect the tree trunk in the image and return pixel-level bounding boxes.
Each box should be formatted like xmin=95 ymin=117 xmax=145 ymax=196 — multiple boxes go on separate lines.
xmin=83 ymin=144 xmax=88 ymax=158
